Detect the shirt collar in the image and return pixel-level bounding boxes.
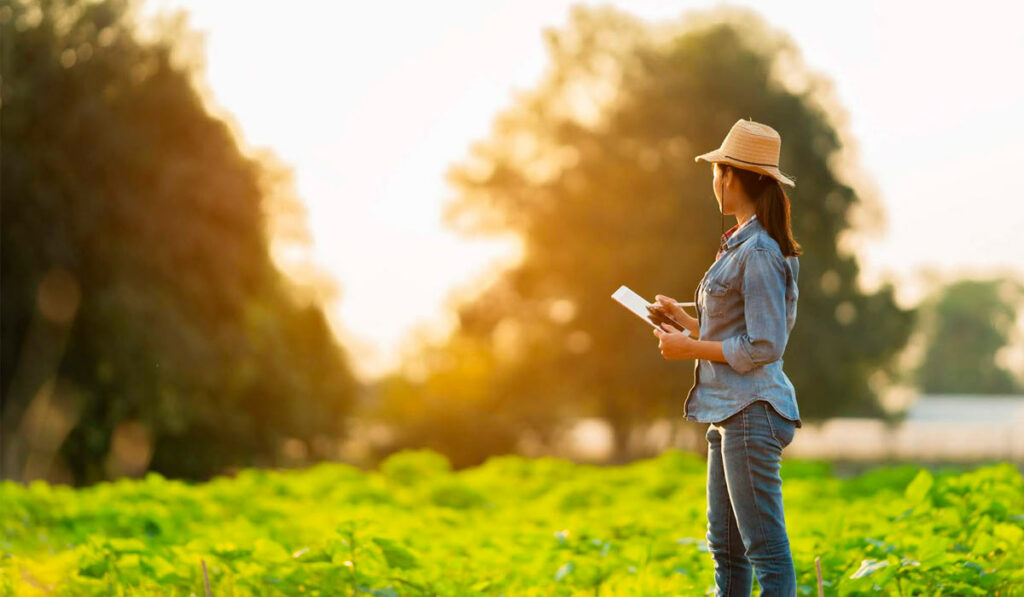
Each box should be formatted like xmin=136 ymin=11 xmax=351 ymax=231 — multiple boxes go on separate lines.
xmin=723 ymin=214 xmax=760 ymax=251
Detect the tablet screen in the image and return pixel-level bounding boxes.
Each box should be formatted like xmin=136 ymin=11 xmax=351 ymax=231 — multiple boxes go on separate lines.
xmin=611 ymin=285 xmax=690 ymax=335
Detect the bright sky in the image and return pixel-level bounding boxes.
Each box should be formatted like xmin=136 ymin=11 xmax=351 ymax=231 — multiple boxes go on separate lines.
xmin=144 ymin=0 xmax=1024 ymax=383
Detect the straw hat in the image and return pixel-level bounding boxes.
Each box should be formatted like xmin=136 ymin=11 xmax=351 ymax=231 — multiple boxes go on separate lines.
xmin=694 ymin=118 xmax=795 ymax=187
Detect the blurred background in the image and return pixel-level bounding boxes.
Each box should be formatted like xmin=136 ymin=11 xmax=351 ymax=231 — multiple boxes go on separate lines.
xmin=2 ymin=0 xmax=1023 ymax=486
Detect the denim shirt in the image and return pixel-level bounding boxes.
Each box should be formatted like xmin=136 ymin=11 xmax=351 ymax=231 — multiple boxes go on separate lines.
xmin=683 ymin=217 xmax=803 ymax=428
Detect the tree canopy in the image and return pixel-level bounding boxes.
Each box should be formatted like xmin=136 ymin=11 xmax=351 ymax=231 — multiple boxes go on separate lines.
xmin=912 ymin=278 xmax=1024 ymax=394
xmin=1 ymin=0 xmax=360 ymax=483
xmin=377 ymin=5 xmax=917 ymax=464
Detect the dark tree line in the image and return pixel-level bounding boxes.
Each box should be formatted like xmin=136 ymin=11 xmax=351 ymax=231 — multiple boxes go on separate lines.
xmin=1 ymin=0 xmax=360 ymax=484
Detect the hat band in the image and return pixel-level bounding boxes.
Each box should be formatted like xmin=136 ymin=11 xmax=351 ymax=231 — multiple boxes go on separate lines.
xmin=724 ymin=154 xmax=778 ymax=168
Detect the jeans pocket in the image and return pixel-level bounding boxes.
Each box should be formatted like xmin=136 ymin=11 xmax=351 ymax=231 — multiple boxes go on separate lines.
xmin=764 ymin=402 xmax=796 ymax=448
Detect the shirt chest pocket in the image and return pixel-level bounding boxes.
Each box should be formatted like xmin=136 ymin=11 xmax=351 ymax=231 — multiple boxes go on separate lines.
xmin=703 ymin=278 xmax=734 ymax=318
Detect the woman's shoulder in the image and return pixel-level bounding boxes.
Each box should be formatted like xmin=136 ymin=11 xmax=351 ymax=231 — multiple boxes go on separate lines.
xmin=750 ymin=228 xmax=799 ymax=259
xmin=744 ymin=229 xmax=785 ymax=262
xmin=744 ymin=229 xmax=799 ymax=280
xmin=748 ymin=225 xmax=775 ymax=249
xmin=737 ymin=230 xmax=799 ymax=274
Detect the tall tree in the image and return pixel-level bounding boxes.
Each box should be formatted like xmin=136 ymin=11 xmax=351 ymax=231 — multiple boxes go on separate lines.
xmin=380 ymin=5 xmax=916 ymax=464
xmin=912 ymin=278 xmax=1024 ymax=394
xmin=1 ymin=0 xmax=360 ymax=483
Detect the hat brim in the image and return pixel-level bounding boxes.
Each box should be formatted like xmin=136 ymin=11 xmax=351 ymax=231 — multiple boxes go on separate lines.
xmin=695 ymin=149 xmax=795 ymax=187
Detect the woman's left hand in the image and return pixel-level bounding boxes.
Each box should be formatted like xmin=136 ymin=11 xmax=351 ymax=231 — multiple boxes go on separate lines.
xmin=653 ymin=324 xmax=699 ymax=360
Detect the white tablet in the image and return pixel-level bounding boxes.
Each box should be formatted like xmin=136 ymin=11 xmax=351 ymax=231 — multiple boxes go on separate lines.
xmin=611 ymin=285 xmax=691 ymax=336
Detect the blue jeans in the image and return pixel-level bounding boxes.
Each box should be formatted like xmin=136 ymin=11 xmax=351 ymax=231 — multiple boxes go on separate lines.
xmin=705 ymin=400 xmax=797 ymax=596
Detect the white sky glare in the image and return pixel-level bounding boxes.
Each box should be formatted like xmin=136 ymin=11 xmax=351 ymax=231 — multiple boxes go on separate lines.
xmin=144 ymin=0 xmax=1024 ymax=382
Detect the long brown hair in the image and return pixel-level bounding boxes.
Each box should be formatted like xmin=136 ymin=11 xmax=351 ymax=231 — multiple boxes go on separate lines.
xmin=720 ymin=164 xmax=803 ymax=257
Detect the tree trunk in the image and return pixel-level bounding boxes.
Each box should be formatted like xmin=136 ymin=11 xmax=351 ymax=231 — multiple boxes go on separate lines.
xmin=607 ymin=418 xmax=633 ymax=465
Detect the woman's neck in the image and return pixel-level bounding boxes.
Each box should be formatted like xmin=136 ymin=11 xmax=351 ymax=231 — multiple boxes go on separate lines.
xmin=735 ymin=209 xmax=756 ymax=227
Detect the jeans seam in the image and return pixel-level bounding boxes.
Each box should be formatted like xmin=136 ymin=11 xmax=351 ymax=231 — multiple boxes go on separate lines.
xmin=724 ymin=503 xmax=732 ymax=595
xmin=712 ymin=425 xmax=732 ymax=597
xmin=742 ymin=407 xmax=768 ymax=553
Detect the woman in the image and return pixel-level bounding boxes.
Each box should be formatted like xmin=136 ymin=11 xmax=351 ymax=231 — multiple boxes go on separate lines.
xmin=651 ymin=118 xmax=803 ymax=596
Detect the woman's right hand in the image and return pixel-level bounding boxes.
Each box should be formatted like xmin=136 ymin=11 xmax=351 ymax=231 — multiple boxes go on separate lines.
xmin=653 ymin=294 xmax=699 ymax=336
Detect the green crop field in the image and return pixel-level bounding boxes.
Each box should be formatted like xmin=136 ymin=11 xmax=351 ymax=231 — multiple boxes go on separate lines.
xmin=2 ymin=449 xmax=1022 ymax=596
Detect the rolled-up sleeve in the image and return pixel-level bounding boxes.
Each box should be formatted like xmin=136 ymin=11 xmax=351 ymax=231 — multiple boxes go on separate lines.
xmin=722 ymin=248 xmax=788 ymax=374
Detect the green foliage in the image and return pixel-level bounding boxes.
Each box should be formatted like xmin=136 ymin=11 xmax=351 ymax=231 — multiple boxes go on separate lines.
xmin=912 ymin=278 xmax=1024 ymax=394
xmin=380 ymin=449 xmax=453 ymax=486
xmin=0 ymin=0 xmax=359 ymax=482
xmin=2 ymin=451 xmax=1022 ymax=595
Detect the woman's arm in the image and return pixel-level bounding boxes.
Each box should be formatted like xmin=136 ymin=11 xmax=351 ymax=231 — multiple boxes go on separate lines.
xmin=651 ymin=296 xmax=700 ymax=337
xmin=692 ymin=340 xmax=727 ymax=362
xmin=652 ymin=327 xmax=727 ymax=362
xmin=721 ymin=248 xmax=789 ymax=373
xmin=680 ymin=312 xmax=700 ymax=337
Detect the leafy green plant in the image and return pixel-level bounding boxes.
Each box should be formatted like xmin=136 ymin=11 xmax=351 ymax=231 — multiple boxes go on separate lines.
xmin=1 ymin=450 xmax=1021 ymax=595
